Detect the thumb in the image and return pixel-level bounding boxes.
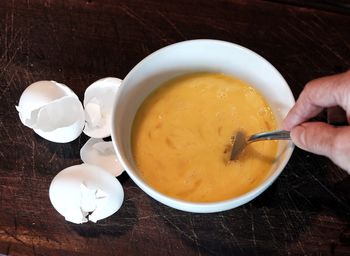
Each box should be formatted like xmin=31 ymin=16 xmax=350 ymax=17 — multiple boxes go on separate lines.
xmin=290 ymin=122 xmax=337 ymax=157
xmin=291 ymin=123 xmax=350 ymax=173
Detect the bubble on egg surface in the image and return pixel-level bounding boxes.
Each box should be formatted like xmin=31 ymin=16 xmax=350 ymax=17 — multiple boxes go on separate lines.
xmin=80 ymin=138 xmax=124 ymax=176
xmin=49 ymin=164 xmax=124 ymax=224
xmin=83 ymin=77 xmax=122 ymax=138
xmin=16 ymin=81 xmax=85 ymax=143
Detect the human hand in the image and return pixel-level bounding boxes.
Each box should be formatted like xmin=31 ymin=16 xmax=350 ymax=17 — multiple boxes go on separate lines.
xmin=283 ymin=70 xmax=350 ymax=174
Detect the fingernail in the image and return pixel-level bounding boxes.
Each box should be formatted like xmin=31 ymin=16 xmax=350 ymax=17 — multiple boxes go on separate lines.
xmin=282 ymin=119 xmax=291 ymax=131
xmin=291 ymin=125 xmax=306 ymax=148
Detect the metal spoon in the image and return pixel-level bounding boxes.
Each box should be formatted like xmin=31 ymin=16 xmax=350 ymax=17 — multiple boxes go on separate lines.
xmin=230 ymin=130 xmax=291 ymax=160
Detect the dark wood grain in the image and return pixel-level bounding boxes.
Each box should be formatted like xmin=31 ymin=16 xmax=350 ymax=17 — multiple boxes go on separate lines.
xmin=0 ymin=0 xmax=350 ymax=255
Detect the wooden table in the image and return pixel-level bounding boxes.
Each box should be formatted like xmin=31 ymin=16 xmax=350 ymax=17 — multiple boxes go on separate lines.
xmin=1 ymin=0 xmax=350 ymax=255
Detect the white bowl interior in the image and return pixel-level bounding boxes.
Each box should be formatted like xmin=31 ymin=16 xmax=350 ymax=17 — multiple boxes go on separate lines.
xmin=112 ymin=39 xmax=295 ymax=213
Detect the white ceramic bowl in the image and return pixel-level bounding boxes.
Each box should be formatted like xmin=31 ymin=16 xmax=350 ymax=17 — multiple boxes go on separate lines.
xmin=112 ymin=39 xmax=295 ymax=213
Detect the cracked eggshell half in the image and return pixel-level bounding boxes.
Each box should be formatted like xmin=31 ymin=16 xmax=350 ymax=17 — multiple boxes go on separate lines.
xmin=49 ymin=163 xmax=124 ymax=224
xmin=16 ymin=81 xmax=85 ymax=143
xmin=83 ymin=77 xmax=122 ymax=138
xmin=80 ymin=138 xmax=124 ymax=176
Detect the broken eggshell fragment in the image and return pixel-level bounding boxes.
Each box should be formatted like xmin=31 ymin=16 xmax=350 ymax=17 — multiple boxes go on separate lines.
xmin=83 ymin=77 xmax=122 ymax=138
xmin=80 ymin=138 xmax=124 ymax=176
xmin=49 ymin=163 xmax=124 ymax=224
xmin=16 ymin=81 xmax=85 ymax=143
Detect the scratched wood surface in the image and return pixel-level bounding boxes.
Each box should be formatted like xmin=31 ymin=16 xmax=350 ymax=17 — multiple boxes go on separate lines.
xmin=0 ymin=0 xmax=350 ymax=255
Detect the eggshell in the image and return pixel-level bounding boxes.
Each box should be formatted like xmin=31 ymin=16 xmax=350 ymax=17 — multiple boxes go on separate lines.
xmin=83 ymin=77 xmax=122 ymax=138
xmin=16 ymin=81 xmax=74 ymax=126
xmin=49 ymin=164 xmax=124 ymax=224
xmin=16 ymin=81 xmax=85 ymax=143
xmin=80 ymin=138 xmax=124 ymax=176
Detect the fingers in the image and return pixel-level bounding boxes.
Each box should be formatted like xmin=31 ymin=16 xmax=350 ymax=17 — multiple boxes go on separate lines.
xmin=283 ymin=71 xmax=350 ymax=173
xmin=290 ymin=122 xmax=335 ymax=156
xmin=290 ymin=122 xmax=350 ymax=173
xmin=283 ymin=70 xmax=350 ymax=130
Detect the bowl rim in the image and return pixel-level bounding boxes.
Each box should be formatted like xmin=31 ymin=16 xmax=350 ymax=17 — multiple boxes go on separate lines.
xmin=111 ymin=39 xmax=295 ymax=213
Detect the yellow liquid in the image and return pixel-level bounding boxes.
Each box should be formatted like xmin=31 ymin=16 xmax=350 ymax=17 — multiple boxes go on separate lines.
xmin=132 ymin=73 xmax=277 ymax=202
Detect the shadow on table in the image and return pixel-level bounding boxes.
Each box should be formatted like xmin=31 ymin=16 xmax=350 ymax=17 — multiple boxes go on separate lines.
xmin=151 ymin=148 xmax=350 ymax=255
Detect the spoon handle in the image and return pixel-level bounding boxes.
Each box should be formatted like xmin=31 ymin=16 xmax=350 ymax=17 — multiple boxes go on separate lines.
xmin=247 ymin=130 xmax=291 ymax=143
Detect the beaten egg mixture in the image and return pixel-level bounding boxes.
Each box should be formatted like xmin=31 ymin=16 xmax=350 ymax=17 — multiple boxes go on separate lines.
xmin=132 ymin=73 xmax=277 ymax=202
